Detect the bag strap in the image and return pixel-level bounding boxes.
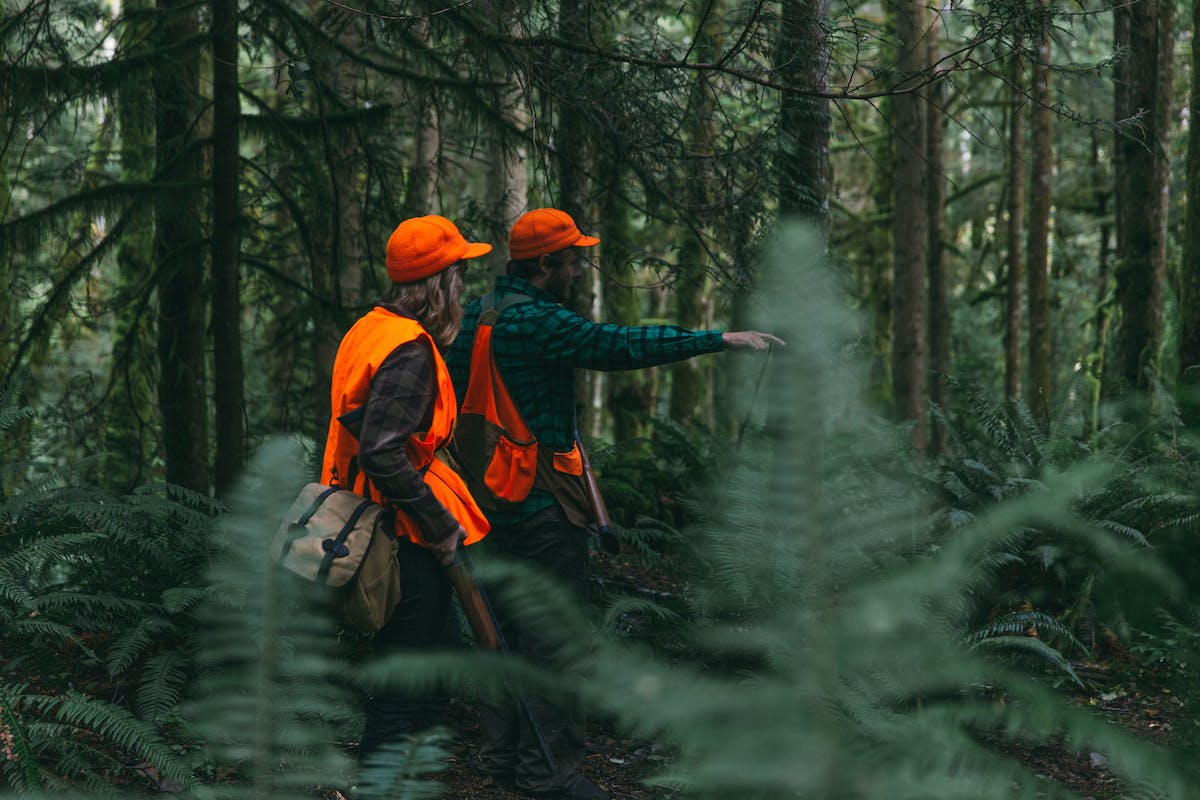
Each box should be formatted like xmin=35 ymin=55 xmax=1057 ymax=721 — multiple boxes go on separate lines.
xmin=317 ymin=496 xmax=376 ymax=580
xmin=478 ymin=291 xmax=533 ymax=325
xmin=297 ymin=485 xmax=340 ymax=526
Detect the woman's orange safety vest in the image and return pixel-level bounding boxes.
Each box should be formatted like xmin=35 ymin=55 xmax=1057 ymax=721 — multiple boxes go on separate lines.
xmin=320 ymin=307 xmax=489 ymax=547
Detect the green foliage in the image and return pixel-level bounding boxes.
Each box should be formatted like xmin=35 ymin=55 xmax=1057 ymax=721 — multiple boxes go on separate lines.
xmin=182 ymin=437 xmax=362 ymax=799
xmin=343 ymin=224 xmax=1200 ymax=799
xmin=0 ymin=393 xmax=208 ymax=793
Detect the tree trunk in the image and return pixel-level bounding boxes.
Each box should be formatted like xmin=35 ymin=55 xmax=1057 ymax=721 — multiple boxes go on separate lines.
xmin=890 ymin=0 xmax=929 ymax=449
xmin=1113 ymin=0 xmax=1170 ymax=394
xmin=484 ymin=4 xmax=529 ymax=276
xmin=599 ymin=154 xmax=647 ymax=441
xmin=1026 ymin=7 xmax=1053 ymax=427
xmin=1004 ymin=53 xmax=1025 ymax=403
xmin=211 ymin=0 xmax=244 ymax=494
xmin=777 ymin=0 xmax=831 ymax=226
xmin=554 ymin=0 xmax=604 ymax=435
xmin=309 ymin=3 xmax=368 ymax=451
xmin=669 ymin=2 xmax=723 ymax=427
xmin=926 ymin=14 xmax=948 ymax=455
xmin=1085 ymin=130 xmax=1113 ymax=438
xmin=0 ymin=0 xmax=11 ymax=377
xmin=104 ymin=0 xmax=158 ymax=491
xmin=1181 ymin=0 xmax=1200 ymax=423
xmin=154 ymin=0 xmax=209 ymax=493
xmin=402 ymin=13 xmax=440 ymax=218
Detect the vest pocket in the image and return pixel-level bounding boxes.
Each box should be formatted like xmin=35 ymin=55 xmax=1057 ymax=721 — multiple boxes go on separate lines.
xmin=552 ymin=443 xmax=583 ymax=476
xmin=484 ymin=433 xmax=539 ymax=502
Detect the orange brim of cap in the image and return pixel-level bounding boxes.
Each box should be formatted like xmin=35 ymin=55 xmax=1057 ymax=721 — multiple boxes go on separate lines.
xmin=574 ymin=234 xmax=600 ymax=248
xmin=463 ymin=242 xmax=493 ymax=260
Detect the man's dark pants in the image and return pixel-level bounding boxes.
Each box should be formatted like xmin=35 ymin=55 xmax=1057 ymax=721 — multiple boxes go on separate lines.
xmin=476 ymin=504 xmax=590 ymax=794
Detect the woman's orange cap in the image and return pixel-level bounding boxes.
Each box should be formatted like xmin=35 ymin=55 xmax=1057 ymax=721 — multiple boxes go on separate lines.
xmin=386 ymin=215 xmax=492 ymax=283
xmin=508 ymin=208 xmax=600 ymax=260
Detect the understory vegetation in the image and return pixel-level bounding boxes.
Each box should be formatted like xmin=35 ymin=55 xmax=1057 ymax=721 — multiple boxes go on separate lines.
xmin=3 ymin=229 xmax=1200 ymax=798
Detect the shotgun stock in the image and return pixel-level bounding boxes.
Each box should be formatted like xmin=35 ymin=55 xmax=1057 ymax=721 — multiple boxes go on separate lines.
xmin=445 ymin=551 xmax=557 ymax=773
xmin=574 ymin=432 xmax=620 ymax=555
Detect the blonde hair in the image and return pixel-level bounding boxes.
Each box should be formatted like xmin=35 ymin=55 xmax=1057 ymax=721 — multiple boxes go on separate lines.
xmin=384 ymin=267 xmax=463 ymax=349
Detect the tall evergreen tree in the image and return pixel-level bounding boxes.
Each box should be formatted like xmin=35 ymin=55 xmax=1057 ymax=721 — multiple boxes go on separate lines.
xmin=154 ymin=0 xmax=209 ymax=493
xmin=211 ymin=0 xmax=244 ymax=494
xmin=669 ymin=1 xmax=724 ymax=427
xmin=926 ymin=15 xmax=948 ymax=455
xmin=1026 ymin=6 xmax=1053 ymax=426
xmin=777 ymin=0 xmax=831 ymax=224
xmin=890 ymin=0 xmax=929 ymax=448
xmin=1113 ymin=0 xmax=1170 ymax=395
xmin=1181 ymin=0 xmax=1200 ymax=423
xmin=104 ymin=0 xmax=158 ymax=491
xmin=1005 ymin=51 xmax=1025 ymax=403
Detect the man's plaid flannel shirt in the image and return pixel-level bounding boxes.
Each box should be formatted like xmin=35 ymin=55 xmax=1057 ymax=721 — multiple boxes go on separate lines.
xmin=446 ymin=275 xmax=725 ymax=523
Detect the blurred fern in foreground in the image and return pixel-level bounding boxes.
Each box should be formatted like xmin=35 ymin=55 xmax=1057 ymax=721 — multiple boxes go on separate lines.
xmin=386 ymin=223 xmax=1193 ymax=798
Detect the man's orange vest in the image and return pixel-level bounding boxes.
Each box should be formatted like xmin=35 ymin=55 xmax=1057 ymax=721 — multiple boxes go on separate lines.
xmin=320 ymin=307 xmax=489 ymax=546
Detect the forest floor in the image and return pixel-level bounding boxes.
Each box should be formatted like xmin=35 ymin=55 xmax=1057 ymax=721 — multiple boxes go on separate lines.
xmin=5 ymin=553 xmax=1189 ymax=799
xmin=421 ymin=553 xmax=1191 ymax=800
xmin=426 ymin=646 xmax=1185 ymax=800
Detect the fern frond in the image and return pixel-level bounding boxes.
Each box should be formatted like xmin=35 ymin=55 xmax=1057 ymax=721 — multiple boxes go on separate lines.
xmin=105 ymin=616 xmax=178 ymax=675
xmin=356 ymin=730 xmax=449 ymax=800
xmin=969 ymin=635 xmax=1084 ymax=687
xmin=135 ymin=650 xmax=189 ymax=726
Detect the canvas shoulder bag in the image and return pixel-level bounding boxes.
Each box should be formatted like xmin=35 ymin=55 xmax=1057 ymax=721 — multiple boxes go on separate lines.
xmin=271 ymin=482 xmax=401 ymax=634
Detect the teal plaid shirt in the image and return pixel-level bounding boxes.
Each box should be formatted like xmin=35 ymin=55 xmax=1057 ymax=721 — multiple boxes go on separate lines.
xmin=446 ymin=275 xmax=725 ymax=522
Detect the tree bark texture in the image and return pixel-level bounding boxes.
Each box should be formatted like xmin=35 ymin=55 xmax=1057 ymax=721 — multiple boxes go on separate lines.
xmin=777 ymin=0 xmax=831 ymax=226
xmin=402 ymin=13 xmax=440 ymax=218
xmin=211 ymin=0 xmax=245 ymax=494
xmin=154 ymin=0 xmax=209 ymax=493
xmin=890 ymin=0 xmax=929 ymax=449
xmin=1113 ymin=0 xmax=1169 ymax=394
xmin=484 ymin=3 xmax=530 ymax=276
xmin=926 ymin=16 xmax=948 ymax=455
xmin=104 ymin=0 xmax=158 ymax=491
xmin=599 ymin=154 xmax=648 ymax=441
xmin=1181 ymin=0 xmax=1200 ymax=423
xmin=1026 ymin=10 xmax=1053 ymax=426
xmin=1005 ymin=54 xmax=1025 ymax=403
xmin=669 ymin=1 xmax=723 ymax=426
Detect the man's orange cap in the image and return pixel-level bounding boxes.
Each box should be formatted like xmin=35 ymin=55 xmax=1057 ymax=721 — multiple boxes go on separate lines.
xmin=386 ymin=215 xmax=492 ymax=283
xmin=508 ymin=208 xmax=600 ymax=261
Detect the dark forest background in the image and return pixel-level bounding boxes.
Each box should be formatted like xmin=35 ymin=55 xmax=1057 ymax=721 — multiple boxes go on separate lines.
xmin=5 ymin=0 xmax=1200 ymax=797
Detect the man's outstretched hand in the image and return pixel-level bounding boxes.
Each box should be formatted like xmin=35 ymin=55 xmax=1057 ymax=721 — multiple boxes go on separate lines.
xmin=723 ymin=331 xmax=785 ymax=351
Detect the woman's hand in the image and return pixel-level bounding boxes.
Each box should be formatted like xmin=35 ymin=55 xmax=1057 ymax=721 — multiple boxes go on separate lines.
xmin=429 ymin=524 xmax=468 ymax=566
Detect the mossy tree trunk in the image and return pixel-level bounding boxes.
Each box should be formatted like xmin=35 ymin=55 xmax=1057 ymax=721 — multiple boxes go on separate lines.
xmin=1113 ymin=0 xmax=1171 ymax=395
xmin=669 ymin=1 xmax=724 ymax=428
xmin=1026 ymin=6 xmax=1053 ymax=428
xmin=154 ymin=0 xmax=209 ymax=493
xmin=777 ymin=0 xmax=831 ymax=225
xmin=1005 ymin=51 xmax=1025 ymax=404
xmin=926 ymin=13 xmax=948 ymax=455
xmin=1180 ymin=0 xmax=1200 ymax=424
xmin=482 ymin=0 xmax=529 ymax=278
xmin=890 ymin=0 xmax=929 ymax=449
xmin=402 ymin=11 xmax=441 ymax=219
xmin=104 ymin=0 xmax=158 ymax=491
xmin=211 ymin=0 xmax=244 ymax=494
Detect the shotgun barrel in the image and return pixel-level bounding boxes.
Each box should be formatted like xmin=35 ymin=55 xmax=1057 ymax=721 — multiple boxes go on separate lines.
xmin=445 ymin=551 xmax=557 ymax=773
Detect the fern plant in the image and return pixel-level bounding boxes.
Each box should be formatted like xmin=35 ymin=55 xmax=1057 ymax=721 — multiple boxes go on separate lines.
xmin=0 ymin=391 xmax=203 ymax=793
xmin=340 ymin=224 xmax=1198 ymax=799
